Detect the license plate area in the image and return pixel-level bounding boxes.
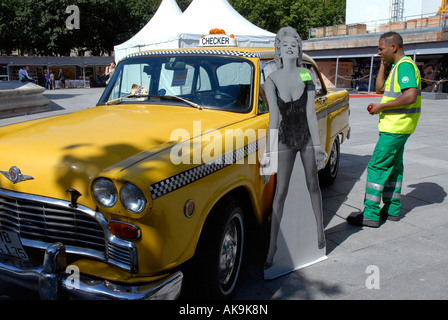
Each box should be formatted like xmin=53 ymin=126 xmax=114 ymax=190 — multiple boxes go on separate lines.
xmin=0 ymin=230 xmax=29 ymax=261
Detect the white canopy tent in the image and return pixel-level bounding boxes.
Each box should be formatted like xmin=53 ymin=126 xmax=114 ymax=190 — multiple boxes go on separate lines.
xmin=172 ymin=0 xmax=276 ymax=48
xmin=114 ymin=0 xmax=276 ymax=62
xmin=114 ymin=0 xmax=183 ymax=62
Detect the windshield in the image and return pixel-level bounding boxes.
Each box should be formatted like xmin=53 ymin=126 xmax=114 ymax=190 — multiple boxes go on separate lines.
xmin=99 ymin=55 xmax=254 ymax=113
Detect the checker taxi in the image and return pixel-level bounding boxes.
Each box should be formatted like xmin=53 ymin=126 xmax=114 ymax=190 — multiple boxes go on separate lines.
xmin=0 ymin=36 xmax=350 ymax=299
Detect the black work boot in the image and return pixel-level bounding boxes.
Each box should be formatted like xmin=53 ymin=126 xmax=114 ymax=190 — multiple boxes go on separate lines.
xmin=346 ymin=212 xmax=380 ymax=228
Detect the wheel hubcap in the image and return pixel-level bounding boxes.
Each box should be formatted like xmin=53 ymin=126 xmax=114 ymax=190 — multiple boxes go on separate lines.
xmin=219 ymin=219 xmax=239 ymax=285
xmin=329 ymin=140 xmax=338 ymax=175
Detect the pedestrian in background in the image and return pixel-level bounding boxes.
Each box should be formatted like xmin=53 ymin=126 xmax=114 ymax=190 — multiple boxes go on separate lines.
xmin=44 ymin=69 xmax=52 ymax=89
xmin=347 ymin=31 xmax=421 ymax=228
xmin=49 ymin=72 xmax=55 ymax=90
xmin=18 ymin=66 xmax=35 ymax=83
xmin=105 ymin=61 xmax=116 ymax=84
xmin=58 ymin=68 xmax=66 ymax=88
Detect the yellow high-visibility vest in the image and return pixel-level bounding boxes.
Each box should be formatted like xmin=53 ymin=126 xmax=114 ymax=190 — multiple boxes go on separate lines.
xmin=379 ymin=56 xmax=421 ymax=134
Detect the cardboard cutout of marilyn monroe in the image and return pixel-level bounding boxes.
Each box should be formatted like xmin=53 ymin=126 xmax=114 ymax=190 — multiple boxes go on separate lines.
xmin=261 ymin=27 xmax=327 ymax=279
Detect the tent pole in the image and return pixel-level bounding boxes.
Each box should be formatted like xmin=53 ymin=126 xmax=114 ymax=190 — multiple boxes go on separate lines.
xmin=334 ymin=56 xmax=339 ymax=89
xmin=82 ymin=57 xmax=85 ymax=87
xmin=368 ymin=55 xmax=374 ymax=94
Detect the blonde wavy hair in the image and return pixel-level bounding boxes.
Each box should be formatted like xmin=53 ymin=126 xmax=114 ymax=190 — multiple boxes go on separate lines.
xmin=274 ymin=26 xmax=303 ymax=69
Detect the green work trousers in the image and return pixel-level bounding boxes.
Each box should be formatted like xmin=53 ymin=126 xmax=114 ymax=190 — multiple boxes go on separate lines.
xmin=363 ymin=132 xmax=410 ymax=221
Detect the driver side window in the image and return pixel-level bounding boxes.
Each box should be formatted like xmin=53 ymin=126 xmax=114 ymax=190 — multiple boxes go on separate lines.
xmin=305 ymin=63 xmax=325 ymax=96
xmin=259 ymin=60 xmax=277 ymax=114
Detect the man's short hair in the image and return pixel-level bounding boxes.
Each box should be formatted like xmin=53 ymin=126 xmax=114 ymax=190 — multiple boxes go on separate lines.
xmin=380 ymin=32 xmax=403 ymax=49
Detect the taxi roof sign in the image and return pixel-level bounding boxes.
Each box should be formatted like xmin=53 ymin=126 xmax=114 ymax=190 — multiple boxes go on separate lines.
xmin=200 ymin=29 xmax=237 ymax=47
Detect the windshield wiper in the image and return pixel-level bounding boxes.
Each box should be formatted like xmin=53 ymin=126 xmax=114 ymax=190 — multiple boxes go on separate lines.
xmin=106 ymin=94 xmax=202 ymax=110
xmin=161 ymin=95 xmax=203 ymax=110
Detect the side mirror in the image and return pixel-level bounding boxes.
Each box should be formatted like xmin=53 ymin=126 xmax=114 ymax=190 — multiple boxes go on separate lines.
xmin=316 ymin=88 xmax=325 ymax=96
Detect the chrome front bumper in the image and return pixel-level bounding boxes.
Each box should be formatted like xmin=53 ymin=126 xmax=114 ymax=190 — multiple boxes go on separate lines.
xmin=0 ymin=243 xmax=183 ymax=300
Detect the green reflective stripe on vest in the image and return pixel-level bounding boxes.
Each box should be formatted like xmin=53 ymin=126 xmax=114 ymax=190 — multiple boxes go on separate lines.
xmin=384 ymin=65 xmax=399 ymax=96
xmin=382 ymin=107 xmax=421 ymax=114
xmin=384 ymin=90 xmax=422 ymax=99
xmin=379 ymin=56 xmax=421 ymax=134
xmin=383 ymin=60 xmax=422 ymax=100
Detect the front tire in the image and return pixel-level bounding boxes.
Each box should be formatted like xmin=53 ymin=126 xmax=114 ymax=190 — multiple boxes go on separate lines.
xmin=187 ymin=197 xmax=245 ymax=299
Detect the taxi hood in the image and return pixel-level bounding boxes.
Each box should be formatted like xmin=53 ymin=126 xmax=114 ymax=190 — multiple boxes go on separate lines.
xmin=0 ymin=104 xmax=248 ymax=203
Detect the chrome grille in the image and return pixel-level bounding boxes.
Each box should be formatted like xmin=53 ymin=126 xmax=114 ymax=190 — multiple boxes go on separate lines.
xmin=107 ymin=242 xmax=135 ymax=270
xmin=0 ymin=189 xmax=138 ymax=272
xmin=0 ymin=194 xmax=105 ymax=252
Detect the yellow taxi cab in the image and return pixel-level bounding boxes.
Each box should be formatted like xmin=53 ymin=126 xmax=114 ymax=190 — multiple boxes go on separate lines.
xmin=0 ymin=31 xmax=349 ymax=300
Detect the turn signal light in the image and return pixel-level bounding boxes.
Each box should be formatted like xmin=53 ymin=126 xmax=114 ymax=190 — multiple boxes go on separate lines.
xmin=108 ymin=220 xmax=140 ymax=240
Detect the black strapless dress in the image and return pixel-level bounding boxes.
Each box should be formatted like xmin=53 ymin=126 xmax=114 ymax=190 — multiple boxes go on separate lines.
xmin=276 ymin=87 xmax=311 ymax=151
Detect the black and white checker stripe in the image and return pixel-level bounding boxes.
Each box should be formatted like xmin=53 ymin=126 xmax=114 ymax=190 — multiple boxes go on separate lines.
xmin=149 ymin=137 xmax=266 ymax=200
xmin=125 ymin=49 xmax=273 ymax=60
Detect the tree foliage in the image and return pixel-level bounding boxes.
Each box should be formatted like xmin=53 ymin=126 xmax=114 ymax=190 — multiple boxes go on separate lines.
xmin=0 ymin=0 xmax=154 ymax=55
xmin=229 ymin=0 xmax=346 ymax=39
xmin=0 ymin=0 xmax=345 ymax=56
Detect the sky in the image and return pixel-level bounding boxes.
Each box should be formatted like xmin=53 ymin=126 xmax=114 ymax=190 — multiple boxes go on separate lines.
xmin=346 ymin=0 xmax=443 ymax=25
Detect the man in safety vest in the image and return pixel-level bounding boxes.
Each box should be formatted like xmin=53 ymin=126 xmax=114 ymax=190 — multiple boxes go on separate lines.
xmin=347 ymin=31 xmax=421 ymax=228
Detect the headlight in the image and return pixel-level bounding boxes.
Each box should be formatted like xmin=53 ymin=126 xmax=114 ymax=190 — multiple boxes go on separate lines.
xmin=92 ymin=178 xmax=118 ymax=208
xmin=120 ymin=182 xmax=147 ymax=214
